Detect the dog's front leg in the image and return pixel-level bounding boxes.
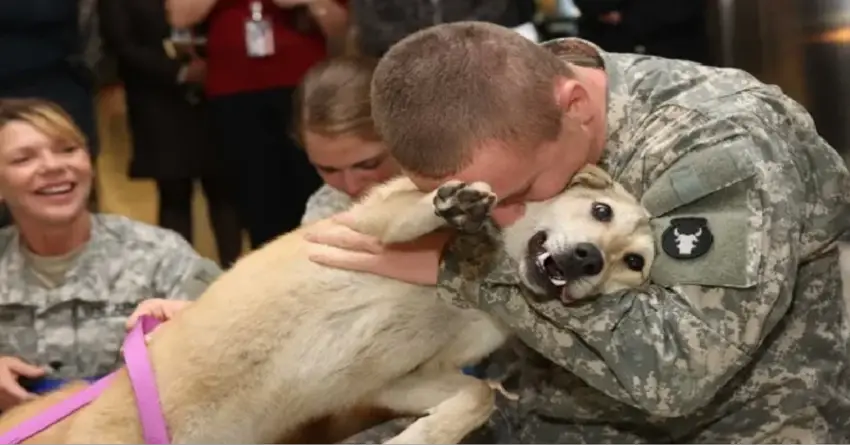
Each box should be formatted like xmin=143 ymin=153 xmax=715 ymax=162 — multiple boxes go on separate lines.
xmin=379 ymin=193 xmax=452 ymax=244
xmin=368 ymin=372 xmax=496 ymax=445
xmin=380 ymin=180 xmax=496 ymax=244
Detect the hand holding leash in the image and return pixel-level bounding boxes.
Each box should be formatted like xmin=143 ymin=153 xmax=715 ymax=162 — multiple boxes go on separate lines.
xmin=125 ymin=299 xmax=191 ymax=333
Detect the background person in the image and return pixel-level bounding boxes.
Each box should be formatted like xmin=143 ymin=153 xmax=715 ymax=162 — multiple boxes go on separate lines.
xmin=308 ymin=22 xmax=850 ymax=443
xmin=574 ymin=0 xmax=710 ymax=64
xmin=0 ymin=99 xmax=221 ymax=410
xmin=98 ymin=0 xmax=243 ymax=267
xmin=166 ymin=0 xmax=349 ymax=249
xmin=0 ymin=1 xmax=99 ymax=160
xmin=350 ymin=0 xmax=538 ymax=57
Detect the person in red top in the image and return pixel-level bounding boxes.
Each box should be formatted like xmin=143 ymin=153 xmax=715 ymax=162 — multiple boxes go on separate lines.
xmin=166 ymin=0 xmax=348 ymax=248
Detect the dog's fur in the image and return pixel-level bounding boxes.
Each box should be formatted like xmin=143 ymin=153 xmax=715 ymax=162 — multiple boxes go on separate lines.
xmin=0 ymin=165 xmax=654 ymax=444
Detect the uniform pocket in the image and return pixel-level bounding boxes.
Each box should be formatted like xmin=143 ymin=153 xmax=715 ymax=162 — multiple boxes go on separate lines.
xmin=0 ymin=303 xmax=38 ymax=360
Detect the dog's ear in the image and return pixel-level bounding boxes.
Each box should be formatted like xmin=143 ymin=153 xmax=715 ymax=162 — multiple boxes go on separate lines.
xmin=569 ymin=164 xmax=613 ymax=190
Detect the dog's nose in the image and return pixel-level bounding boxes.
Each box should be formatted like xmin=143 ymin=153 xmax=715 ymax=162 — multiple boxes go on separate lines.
xmin=556 ymin=243 xmax=604 ymax=277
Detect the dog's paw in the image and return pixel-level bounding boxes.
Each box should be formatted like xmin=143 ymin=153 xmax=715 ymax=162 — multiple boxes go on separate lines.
xmin=433 ymin=180 xmax=497 ymax=233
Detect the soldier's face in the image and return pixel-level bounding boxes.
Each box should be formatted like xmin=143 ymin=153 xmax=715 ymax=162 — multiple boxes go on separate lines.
xmin=0 ymin=120 xmax=93 ymax=227
xmin=410 ymin=117 xmax=596 ymax=228
xmin=409 ymin=76 xmax=605 ymax=227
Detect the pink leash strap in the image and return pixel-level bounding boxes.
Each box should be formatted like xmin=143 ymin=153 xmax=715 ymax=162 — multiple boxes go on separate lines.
xmin=0 ymin=374 xmax=115 ymax=444
xmin=123 ymin=315 xmax=170 ymax=444
xmin=0 ymin=315 xmax=170 ymax=444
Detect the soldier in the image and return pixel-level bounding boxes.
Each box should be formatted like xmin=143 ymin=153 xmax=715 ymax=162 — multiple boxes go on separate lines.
xmin=0 ymin=99 xmax=221 ymax=410
xmin=307 ymin=22 xmax=850 ymax=442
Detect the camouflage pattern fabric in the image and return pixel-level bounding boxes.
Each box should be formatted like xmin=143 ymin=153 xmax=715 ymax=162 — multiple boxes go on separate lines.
xmin=0 ymin=214 xmax=222 ymax=379
xmin=301 ymin=184 xmax=354 ymax=226
xmin=353 ymin=37 xmax=850 ymax=443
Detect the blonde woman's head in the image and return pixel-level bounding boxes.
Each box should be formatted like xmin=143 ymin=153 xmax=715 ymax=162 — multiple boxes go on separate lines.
xmin=0 ymin=98 xmax=93 ymax=226
xmin=295 ymin=56 xmax=399 ymax=199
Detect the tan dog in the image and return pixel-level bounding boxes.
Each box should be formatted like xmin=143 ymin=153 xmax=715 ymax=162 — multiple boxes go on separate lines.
xmin=0 ymin=165 xmax=653 ymax=444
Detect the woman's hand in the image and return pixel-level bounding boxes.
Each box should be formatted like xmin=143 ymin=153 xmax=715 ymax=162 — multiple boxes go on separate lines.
xmin=304 ymin=214 xmax=451 ymax=286
xmin=126 ymin=298 xmax=192 ymax=331
xmin=0 ymin=356 xmax=45 ymax=410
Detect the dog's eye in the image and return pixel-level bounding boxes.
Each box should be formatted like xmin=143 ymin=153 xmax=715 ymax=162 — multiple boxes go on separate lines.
xmin=624 ymin=254 xmax=645 ymax=271
xmin=591 ymin=202 xmax=613 ymax=222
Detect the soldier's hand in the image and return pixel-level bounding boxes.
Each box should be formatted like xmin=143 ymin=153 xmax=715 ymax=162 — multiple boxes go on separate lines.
xmin=126 ymin=298 xmax=191 ymax=332
xmin=0 ymin=356 xmax=45 ymax=410
xmin=305 ymin=213 xmax=449 ymax=286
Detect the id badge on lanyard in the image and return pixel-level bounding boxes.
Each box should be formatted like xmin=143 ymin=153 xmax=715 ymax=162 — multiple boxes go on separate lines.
xmin=245 ymin=1 xmax=275 ymax=58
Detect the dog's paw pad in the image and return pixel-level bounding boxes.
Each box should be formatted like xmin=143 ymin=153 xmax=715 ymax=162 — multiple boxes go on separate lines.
xmin=433 ymin=181 xmax=497 ymax=232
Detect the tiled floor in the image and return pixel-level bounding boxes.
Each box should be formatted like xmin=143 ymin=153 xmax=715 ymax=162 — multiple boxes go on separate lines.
xmin=95 ymin=87 xmax=243 ymax=264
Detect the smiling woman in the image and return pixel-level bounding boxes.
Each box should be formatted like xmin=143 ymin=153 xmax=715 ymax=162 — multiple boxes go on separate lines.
xmin=0 ymin=98 xmax=222 ymax=411
xmin=0 ymin=100 xmax=93 ymax=236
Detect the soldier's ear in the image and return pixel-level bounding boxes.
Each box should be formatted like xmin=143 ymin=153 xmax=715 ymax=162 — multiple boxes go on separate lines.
xmin=555 ymin=77 xmax=593 ymax=125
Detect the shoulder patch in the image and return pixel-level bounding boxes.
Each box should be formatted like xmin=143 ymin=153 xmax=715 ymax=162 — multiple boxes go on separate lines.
xmin=661 ymin=217 xmax=713 ymax=259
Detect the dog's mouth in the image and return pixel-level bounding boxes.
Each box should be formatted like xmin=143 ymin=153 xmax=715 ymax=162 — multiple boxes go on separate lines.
xmin=527 ymin=231 xmax=575 ymax=303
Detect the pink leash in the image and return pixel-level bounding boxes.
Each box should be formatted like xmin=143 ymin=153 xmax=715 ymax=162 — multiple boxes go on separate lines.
xmin=0 ymin=315 xmax=171 ymax=444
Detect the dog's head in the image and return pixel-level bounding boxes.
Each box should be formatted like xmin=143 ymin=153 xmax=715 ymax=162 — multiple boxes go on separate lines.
xmin=503 ymin=165 xmax=654 ymax=304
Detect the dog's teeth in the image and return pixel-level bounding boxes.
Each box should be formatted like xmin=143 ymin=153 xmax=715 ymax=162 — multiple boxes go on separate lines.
xmin=550 ymin=277 xmax=566 ymax=286
xmin=536 ymin=252 xmax=550 ymax=265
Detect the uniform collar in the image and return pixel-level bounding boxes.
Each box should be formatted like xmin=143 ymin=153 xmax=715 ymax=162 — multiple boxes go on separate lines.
xmin=0 ymin=215 xmax=110 ymax=299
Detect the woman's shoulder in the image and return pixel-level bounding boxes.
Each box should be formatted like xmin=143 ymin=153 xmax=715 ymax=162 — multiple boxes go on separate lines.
xmin=301 ymin=185 xmax=354 ymax=225
xmin=92 ymin=213 xmax=194 ymax=252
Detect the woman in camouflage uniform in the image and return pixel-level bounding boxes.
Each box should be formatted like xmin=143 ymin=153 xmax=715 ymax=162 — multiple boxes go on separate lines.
xmin=0 ymin=99 xmax=221 ymax=411
xmin=295 ymin=57 xmax=401 ymax=225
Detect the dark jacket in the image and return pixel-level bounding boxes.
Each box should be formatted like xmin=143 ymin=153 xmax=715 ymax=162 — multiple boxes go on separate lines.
xmin=0 ymin=0 xmax=98 ymax=156
xmin=99 ymin=0 xmax=220 ymax=180
xmin=0 ymin=1 xmax=79 ymax=80
xmin=574 ymin=0 xmax=710 ymax=64
xmin=352 ymin=0 xmax=535 ymax=57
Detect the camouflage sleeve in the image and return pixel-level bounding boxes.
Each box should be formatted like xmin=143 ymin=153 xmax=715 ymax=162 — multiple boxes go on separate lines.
xmin=152 ymin=234 xmax=223 ymax=300
xmin=442 ymin=106 xmax=809 ymax=418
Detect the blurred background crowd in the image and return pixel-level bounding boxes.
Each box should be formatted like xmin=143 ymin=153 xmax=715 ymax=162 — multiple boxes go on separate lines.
xmin=0 ymin=0 xmax=844 ymax=266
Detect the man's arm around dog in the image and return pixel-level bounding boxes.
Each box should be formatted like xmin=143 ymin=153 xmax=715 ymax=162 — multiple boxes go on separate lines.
xmin=441 ymin=102 xmax=850 ymax=419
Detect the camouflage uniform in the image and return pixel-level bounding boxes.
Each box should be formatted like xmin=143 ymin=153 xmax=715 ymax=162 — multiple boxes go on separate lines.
xmin=301 ymin=184 xmax=354 ymax=225
xmin=0 ymin=214 xmax=222 ymax=380
xmin=346 ymin=38 xmax=850 ymax=443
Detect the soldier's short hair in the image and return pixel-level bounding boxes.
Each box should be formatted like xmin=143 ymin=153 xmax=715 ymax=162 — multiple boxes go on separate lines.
xmin=372 ymin=21 xmax=573 ymax=179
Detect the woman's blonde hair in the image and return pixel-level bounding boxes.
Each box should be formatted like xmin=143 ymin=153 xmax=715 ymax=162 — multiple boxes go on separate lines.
xmin=0 ymin=98 xmax=87 ymax=150
xmin=294 ymin=56 xmax=380 ymax=144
